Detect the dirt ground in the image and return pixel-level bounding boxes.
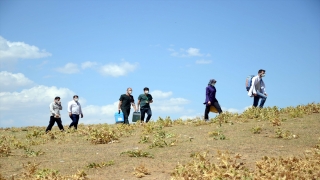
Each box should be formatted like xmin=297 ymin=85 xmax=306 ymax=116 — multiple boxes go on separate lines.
xmin=0 ymin=113 xmax=319 ymax=180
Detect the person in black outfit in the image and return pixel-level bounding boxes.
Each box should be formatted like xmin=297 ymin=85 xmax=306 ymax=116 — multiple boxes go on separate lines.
xmin=203 ymin=79 xmax=223 ymax=121
xmin=118 ymin=87 xmax=137 ymax=124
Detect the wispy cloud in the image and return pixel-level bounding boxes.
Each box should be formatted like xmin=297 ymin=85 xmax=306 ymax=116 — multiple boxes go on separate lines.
xmin=81 ymin=61 xmax=97 ymax=69
xmin=169 ymin=47 xmax=205 ymax=57
xmin=0 ymin=71 xmax=35 ymax=92
xmin=0 ymin=36 xmax=51 ymax=62
xmin=99 ymin=61 xmax=138 ymax=77
xmin=56 ymin=63 xmax=80 ymax=74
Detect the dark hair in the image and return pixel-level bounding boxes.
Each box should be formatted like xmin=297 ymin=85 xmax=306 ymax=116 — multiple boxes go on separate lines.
xmin=258 ymin=69 xmax=265 ymax=73
xmin=143 ymin=87 xmax=149 ymax=91
xmin=54 ymin=96 xmax=60 ymax=100
xmin=73 ymin=95 xmax=79 ymax=98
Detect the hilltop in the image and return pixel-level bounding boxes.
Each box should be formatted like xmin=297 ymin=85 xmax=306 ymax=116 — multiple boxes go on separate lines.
xmin=1 ymin=103 xmax=320 ymax=180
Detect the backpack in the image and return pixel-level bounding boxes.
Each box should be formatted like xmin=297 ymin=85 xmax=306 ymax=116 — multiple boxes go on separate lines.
xmin=246 ymin=75 xmax=255 ymax=91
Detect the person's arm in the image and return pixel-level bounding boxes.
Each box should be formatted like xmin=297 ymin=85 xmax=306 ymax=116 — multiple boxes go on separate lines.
xmin=118 ymin=101 xmax=122 ymax=111
xmin=131 ymin=96 xmax=137 ymax=111
xmin=149 ymin=95 xmax=153 ymax=103
xmin=206 ymin=87 xmax=211 ymax=105
xmin=50 ymin=103 xmax=55 ymax=116
xmin=79 ymin=103 xmax=83 ymax=118
xmin=251 ymin=77 xmax=258 ymax=95
xmin=68 ymin=101 xmax=72 ymax=116
xmin=137 ymin=99 xmax=141 ymax=110
xmin=59 ymin=102 xmax=62 ymax=110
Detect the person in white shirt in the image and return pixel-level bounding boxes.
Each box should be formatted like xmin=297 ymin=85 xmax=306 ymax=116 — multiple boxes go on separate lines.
xmin=68 ymin=95 xmax=83 ymax=129
xmin=46 ymin=96 xmax=64 ymax=132
xmin=248 ymin=69 xmax=268 ymax=108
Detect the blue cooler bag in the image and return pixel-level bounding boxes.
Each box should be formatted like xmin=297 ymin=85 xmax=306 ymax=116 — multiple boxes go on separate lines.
xmin=114 ymin=111 xmax=124 ymax=123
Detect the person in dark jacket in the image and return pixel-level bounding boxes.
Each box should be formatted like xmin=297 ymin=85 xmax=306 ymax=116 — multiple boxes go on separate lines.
xmin=204 ymin=79 xmax=222 ymax=121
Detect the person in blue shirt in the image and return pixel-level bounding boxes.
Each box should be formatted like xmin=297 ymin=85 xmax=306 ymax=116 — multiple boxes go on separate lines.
xmin=204 ymin=79 xmax=222 ymax=121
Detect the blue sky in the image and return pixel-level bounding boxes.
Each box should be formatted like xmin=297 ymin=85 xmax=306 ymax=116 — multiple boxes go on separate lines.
xmin=0 ymin=0 xmax=319 ymax=127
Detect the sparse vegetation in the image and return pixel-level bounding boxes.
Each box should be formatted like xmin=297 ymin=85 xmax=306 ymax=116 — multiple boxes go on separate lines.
xmin=0 ymin=103 xmax=319 ymax=179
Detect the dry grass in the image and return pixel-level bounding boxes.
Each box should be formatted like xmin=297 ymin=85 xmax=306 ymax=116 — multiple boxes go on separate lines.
xmin=0 ymin=103 xmax=319 ymax=179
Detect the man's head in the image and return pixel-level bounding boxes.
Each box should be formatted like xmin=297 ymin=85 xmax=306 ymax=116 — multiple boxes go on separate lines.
xmin=127 ymin=88 xmax=132 ymax=95
xmin=258 ymin=69 xmax=266 ymax=78
xmin=73 ymin=95 xmax=79 ymax=102
xmin=54 ymin=96 xmax=60 ymax=102
xmin=144 ymin=87 xmax=149 ymax=94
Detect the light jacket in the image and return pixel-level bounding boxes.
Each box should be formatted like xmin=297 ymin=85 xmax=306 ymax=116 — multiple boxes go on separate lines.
xmin=248 ymin=75 xmax=266 ymax=97
xmin=50 ymin=102 xmax=62 ymax=116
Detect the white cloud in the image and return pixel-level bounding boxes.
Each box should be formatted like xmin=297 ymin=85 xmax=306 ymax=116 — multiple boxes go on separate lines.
xmin=81 ymin=102 xmax=119 ymax=124
xmin=81 ymin=61 xmax=97 ymax=69
xmin=56 ymin=63 xmax=80 ymax=74
xmin=152 ymin=97 xmax=190 ymax=113
xmin=186 ymin=48 xmax=202 ymax=56
xmin=0 ymin=71 xmax=35 ymax=92
xmin=169 ymin=47 xmax=204 ymax=57
xmin=0 ymin=85 xmax=77 ymax=127
xmin=0 ymin=36 xmax=51 ymax=62
xmin=99 ymin=61 xmax=138 ymax=77
xmin=195 ymin=60 xmax=212 ymax=64
xmin=151 ymin=90 xmax=173 ymax=99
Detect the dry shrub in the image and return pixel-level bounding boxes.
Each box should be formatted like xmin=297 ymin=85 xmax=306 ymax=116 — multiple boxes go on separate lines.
xmin=121 ymin=150 xmax=154 ymax=158
xmin=87 ymin=127 xmax=119 ymax=144
xmin=157 ymin=116 xmax=173 ymax=127
xmin=171 ymin=151 xmax=252 ymax=180
xmin=255 ymin=149 xmax=320 ymax=179
xmin=0 ymin=140 xmax=11 ymax=157
xmin=18 ymin=161 xmax=89 ymax=180
xmin=133 ymin=164 xmax=150 ymax=178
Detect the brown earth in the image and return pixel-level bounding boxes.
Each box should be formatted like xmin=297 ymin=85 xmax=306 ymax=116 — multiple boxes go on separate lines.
xmin=0 ymin=113 xmax=319 ymax=180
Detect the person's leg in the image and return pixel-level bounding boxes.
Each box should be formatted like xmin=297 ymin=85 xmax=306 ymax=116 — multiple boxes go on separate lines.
xmin=74 ymin=115 xmax=80 ymax=129
xmin=256 ymin=91 xmax=267 ymax=108
xmin=56 ymin=118 xmax=64 ymax=131
xmin=204 ymin=105 xmax=210 ymax=120
xmin=140 ymin=108 xmax=146 ymax=122
xmin=69 ymin=114 xmax=79 ymax=129
xmin=253 ymin=96 xmax=260 ymax=107
xmin=212 ymin=101 xmax=223 ymax=114
xmin=46 ymin=116 xmax=56 ymax=132
xmin=146 ymin=108 xmax=152 ymax=123
xmin=122 ymin=108 xmax=130 ymax=124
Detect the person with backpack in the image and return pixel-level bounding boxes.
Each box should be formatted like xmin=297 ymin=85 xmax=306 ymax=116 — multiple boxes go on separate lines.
xmin=46 ymin=96 xmax=64 ymax=132
xmin=137 ymin=87 xmax=153 ymax=123
xmin=118 ymin=87 xmax=137 ymax=124
xmin=204 ymin=79 xmax=223 ymax=121
xmin=248 ymin=69 xmax=267 ymax=108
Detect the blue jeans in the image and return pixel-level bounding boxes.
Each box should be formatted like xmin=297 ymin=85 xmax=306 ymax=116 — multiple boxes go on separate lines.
xmin=253 ymin=91 xmax=267 ymax=108
xmin=69 ymin=114 xmax=80 ymax=129
xmin=140 ymin=108 xmax=152 ymax=123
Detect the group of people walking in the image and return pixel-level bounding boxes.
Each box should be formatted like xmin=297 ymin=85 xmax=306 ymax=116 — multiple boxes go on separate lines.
xmin=204 ymin=69 xmax=267 ymax=121
xmin=46 ymin=95 xmax=83 ymax=132
xmin=46 ymin=69 xmax=267 ymax=131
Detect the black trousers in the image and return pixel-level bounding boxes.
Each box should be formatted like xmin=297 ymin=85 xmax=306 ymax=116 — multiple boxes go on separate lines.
xmin=46 ymin=116 xmax=64 ymax=132
xmin=140 ymin=108 xmax=152 ymax=123
xmin=204 ymin=101 xmax=223 ymax=120
xmin=121 ymin=108 xmax=130 ymax=124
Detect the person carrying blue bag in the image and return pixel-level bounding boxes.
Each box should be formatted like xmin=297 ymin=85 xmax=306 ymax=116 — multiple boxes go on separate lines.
xmin=118 ymin=87 xmax=137 ymax=124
